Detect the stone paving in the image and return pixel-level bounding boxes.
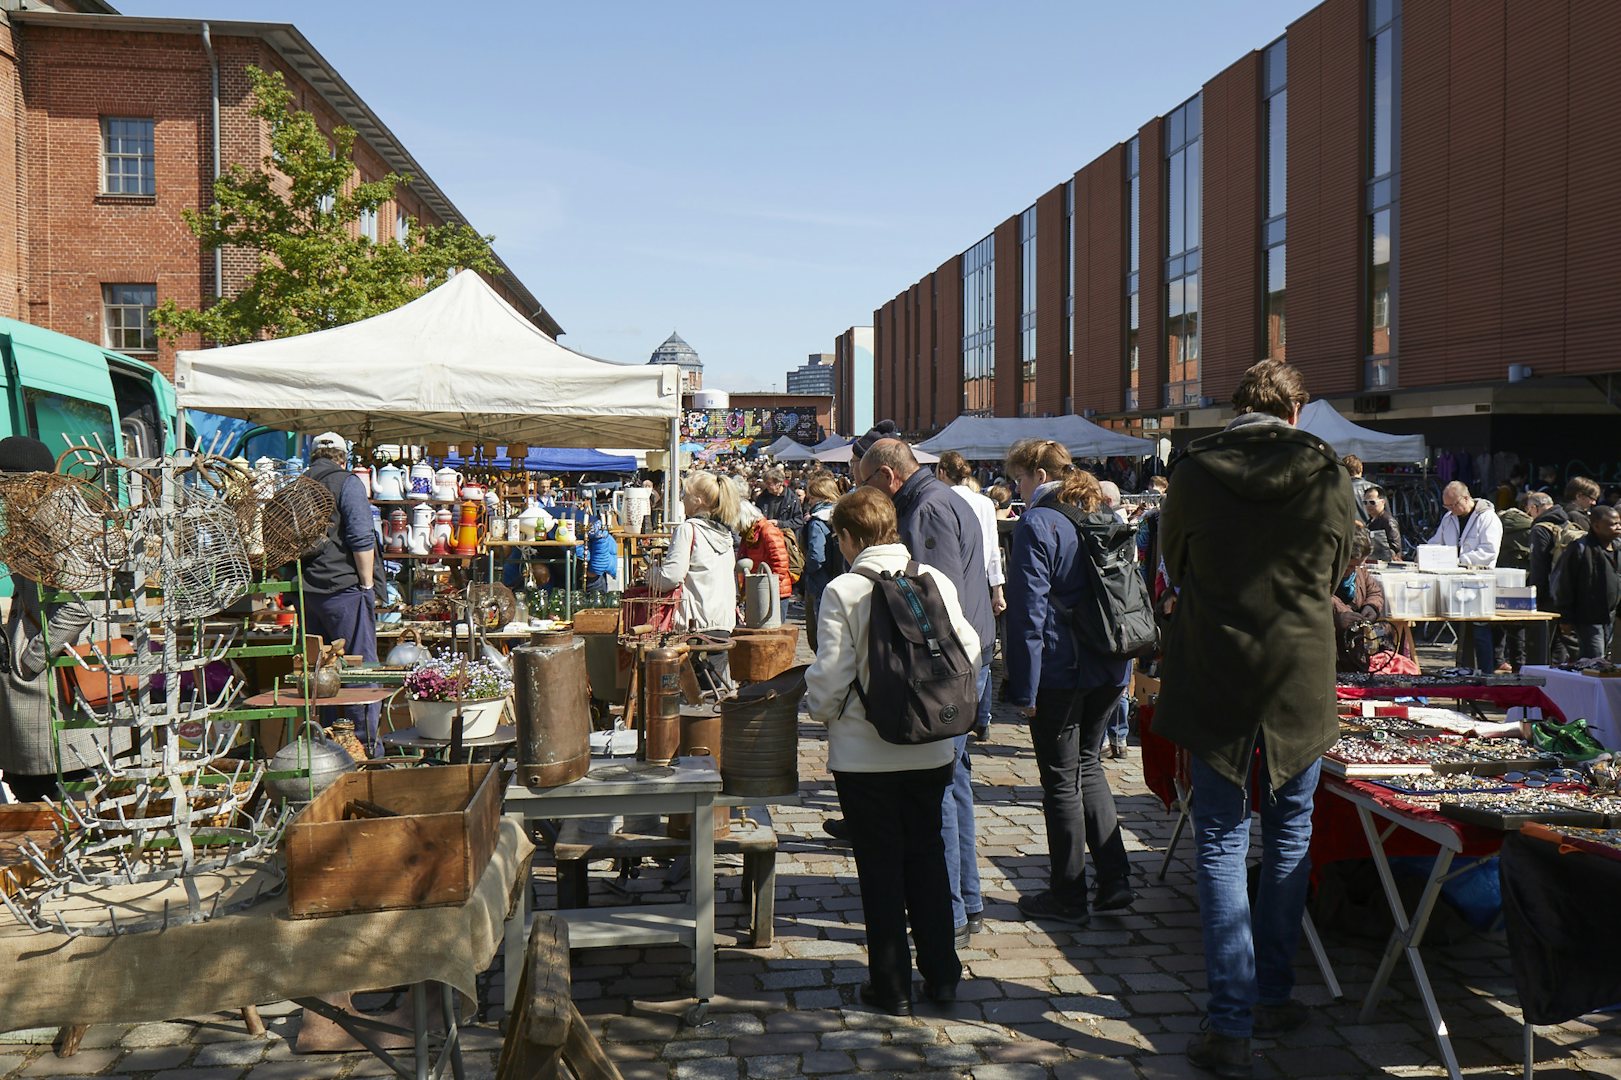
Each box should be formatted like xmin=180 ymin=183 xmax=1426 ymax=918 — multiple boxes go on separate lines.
xmin=4 ymin=642 xmax=1620 ymax=1078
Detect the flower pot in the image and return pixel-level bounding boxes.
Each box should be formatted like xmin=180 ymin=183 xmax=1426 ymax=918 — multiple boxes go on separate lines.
xmin=408 ymin=696 xmax=507 ymax=740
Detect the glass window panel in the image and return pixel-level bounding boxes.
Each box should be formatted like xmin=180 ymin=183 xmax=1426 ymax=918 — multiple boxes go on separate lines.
xmin=1370 ymin=28 xmax=1393 ymax=179
xmin=1185 ymin=139 xmax=1201 ymax=252
xmin=1167 ymin=150 xmax=1185 ymax=257
xmin=1186 ymin=95 xmax=1201 ymax=139
xmin=1184 ymin=272 xmax=1199 ymax=370
xmin=1369 ymin=209 xmax=1392 ymax=356
xmin=1268 ymin=91 xmax=1288 ymax=220
xmin=1168 ymin=107 xmax=1185 ymax=151
xmin=1129 ymin=175 xmax=1140 ymax=273
xmin=1265 ymin=38 xmax=1288 ymax=95
xmin=1267 ymin=244 xmax=1287 ymax=361
xmin=1371 ymin=0 xmax=1393 ymax=30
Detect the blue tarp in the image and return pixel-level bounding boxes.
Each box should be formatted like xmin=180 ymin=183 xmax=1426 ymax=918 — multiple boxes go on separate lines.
xmin=444 ymin=446 xmax=636 ymax=473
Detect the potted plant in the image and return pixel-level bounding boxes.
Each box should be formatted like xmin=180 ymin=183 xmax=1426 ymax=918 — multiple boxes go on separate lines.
xmin=403 ymin=652 xmax=514 ymax=740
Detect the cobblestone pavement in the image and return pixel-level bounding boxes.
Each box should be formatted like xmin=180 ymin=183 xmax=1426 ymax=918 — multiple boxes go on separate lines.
xmin=4 ymin=643 xmax=1619 ymax=1078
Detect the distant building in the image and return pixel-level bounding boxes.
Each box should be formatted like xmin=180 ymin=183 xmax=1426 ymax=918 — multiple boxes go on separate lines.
xmin=649 ymin=331 xmax=703 ymax=393
xmin=833 ymin=327 xmax=873 ymax=436
xmin=785 ymin=352 xmax=835 ymax=397
xmin=0 ymin=0 xmax=558 ymax=379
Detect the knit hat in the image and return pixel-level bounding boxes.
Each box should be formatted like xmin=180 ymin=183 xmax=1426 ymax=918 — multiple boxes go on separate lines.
xmin=0 ymin=435 xmax=55 ymax=474
xmin=851 ymin=420 xmax=900 ymax=459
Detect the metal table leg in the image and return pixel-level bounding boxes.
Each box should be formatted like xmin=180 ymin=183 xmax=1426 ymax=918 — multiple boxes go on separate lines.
xmin=502 ymin=811 xmax=531 ymax=1018
xmin=687 ymin=792 xmax=716 ymax=1025
xmin=1352 ymin=804 xmax=1464 ymax=1080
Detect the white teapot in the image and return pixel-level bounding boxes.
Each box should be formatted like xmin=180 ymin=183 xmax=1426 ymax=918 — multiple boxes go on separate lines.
xmin=433 ymin=466 xmax=463 ymax=503
xmin=373 ymin=463 xmax=406 ymax=501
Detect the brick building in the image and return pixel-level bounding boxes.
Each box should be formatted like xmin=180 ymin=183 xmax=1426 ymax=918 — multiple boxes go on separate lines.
xmin=871 ymin=0 xmax=1621 ymax=457
xmin=1 ymin=1 xmax=557 ymax=380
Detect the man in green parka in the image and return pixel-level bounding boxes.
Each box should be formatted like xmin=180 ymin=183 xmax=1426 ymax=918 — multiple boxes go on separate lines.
xmin=1156 ymin=360 xmax=1354 ymax=1078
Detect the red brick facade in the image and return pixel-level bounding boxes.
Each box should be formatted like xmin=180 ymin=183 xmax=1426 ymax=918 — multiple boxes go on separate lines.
xmin=1 ymin=13 xmax=550 ymax=380
xmin=866 ymin=0 xmax=1621 ymax=441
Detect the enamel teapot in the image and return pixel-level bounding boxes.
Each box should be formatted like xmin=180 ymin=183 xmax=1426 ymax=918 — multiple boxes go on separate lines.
xmin=351 ymin=464 xmax=374 ymax=498
xmin=373 ymin=463 xmax=406 ymax=501
xmin=460 ymin=479 xmax=485 ymax=502
xmin=408 ymin=461 xmax=435 ymax=497
xmin=433 ymin=466 xmax=463 ymax=503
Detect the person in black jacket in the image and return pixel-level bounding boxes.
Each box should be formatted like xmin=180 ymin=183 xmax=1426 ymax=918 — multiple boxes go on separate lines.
xmin=1552 ymin=505 xmax=1621 ymax=660
xmin=753 ymin=467 xmax=806 ymax=534
xmin=1526 ymin=492 xmax=1574 ymax=663
xmin=1362 ymin=486 xmax=1402 ymax=563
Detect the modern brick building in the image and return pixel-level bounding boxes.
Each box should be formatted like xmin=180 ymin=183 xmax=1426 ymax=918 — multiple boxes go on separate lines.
xmin=871 ymin=0 xmax=1621 ymax=457
xmin=832 ymin=325 xmax=873 ymax=437
xmin=0 ymin=1 xmax=557 ymax=380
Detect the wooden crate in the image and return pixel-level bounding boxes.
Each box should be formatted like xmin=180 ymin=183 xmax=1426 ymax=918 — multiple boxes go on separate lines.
xmin=0 ymin=803 xmax=63 ymax=899
xmin=285 ymin=763 xmax=505 ymax=919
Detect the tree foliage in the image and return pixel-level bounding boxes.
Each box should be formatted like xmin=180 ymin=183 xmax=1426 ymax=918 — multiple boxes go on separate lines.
xmin=153 ymin=65 xmax=500 ymax=344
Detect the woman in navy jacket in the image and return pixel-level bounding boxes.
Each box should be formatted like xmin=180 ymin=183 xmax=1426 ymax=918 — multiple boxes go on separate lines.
xmin=1003 ymin=438 xmax=1134 ymax=926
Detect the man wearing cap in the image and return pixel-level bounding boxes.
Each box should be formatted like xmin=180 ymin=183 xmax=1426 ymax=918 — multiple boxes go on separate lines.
xmin=302 ymin=433 xmax=380 ymax=748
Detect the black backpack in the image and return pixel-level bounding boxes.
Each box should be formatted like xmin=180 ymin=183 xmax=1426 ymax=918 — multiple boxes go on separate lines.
xmin=845 ymin=562 xmax=979 ymax=744
xmin=1043 ymin=501 xmax=1160 ymax=660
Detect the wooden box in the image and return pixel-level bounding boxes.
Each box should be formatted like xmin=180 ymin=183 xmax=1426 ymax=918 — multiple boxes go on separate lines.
xmin=0 ymin=803 xmax=63 ymax=899
xmin=285 ymin=764 xmax=505 ymax=919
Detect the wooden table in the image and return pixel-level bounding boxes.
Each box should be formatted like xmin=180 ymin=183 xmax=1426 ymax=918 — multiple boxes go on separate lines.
xmin=1387 ymin=610 xmax=1562 ymax=669
xmin=240 ymin=686 xmax=397 ymax=709
xmin=501 ymin=756 xmax=720 ymax=1025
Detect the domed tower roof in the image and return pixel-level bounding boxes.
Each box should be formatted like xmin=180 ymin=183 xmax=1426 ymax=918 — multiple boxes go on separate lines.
xmin=649 ymin=331 xmax=703 ymax=371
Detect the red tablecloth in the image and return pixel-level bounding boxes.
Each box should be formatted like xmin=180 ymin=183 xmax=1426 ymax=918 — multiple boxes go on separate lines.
xmin=1335 ymin=683 xmax=1564 ymax=722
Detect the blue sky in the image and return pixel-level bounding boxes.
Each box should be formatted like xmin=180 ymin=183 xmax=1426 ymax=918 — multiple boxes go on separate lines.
xmin=123 ymin=0 xmax=1309 ymax=391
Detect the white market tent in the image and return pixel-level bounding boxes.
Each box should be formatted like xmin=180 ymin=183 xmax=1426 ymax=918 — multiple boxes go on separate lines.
xmin=761 ymin=435 xmax=801 ymax=458
xmin=772 ymin=442 xmax=819 ymax=463
xmin=1296 ymin=399 xmax=1427 ymax=463
xmin=915 ymin=415 xmax=1154 ymax=460
xmin=815 ymin=442 xmax=939 ymax=465
xmin=810 ymin=434 xmax=850 ymax=452
xmin=173 ymin=273 xmax=682 ymax=452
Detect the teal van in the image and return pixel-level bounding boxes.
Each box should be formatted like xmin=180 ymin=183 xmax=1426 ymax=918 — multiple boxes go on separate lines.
xmin=1 ymin=316 xmax=182 ymax=597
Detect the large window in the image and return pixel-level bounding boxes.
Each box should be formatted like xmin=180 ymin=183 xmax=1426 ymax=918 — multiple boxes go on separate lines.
xmin=1366 ymin=0 xmax=1400 ymax=388
xmin=102 ymin=284 xmax=157 ymax=354
xmin=1126 ymin=137 xmax=1141 ymax=411
xmin=359 ymin=206 xmax=378 ymax=242
xmin=101 ymin=117 xmax=155 ymax=196
xmin=1165 ymin=96 xmax=1202 ymax=408
xmin=1019 ymin=206 xmax=1037 ymax=416
xmin=1264 ymin=37 xmax=1288 ymax=361
xmin=961 ymin=234 xmax=995 ymax=415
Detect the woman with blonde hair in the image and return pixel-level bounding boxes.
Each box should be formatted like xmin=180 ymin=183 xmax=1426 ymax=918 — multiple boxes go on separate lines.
xmin=648 ymin=470 xmax=740 ymax=635
xmin=1002 ymin=438 xmax=1133 ymax=926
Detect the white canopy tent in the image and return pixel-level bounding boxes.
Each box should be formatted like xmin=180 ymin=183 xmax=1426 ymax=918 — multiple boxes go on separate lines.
xmin=174 ymin=272 xmax=685 ymax=515
xmin=761 ymin=435 xmax=801 ymax=458
xmin=915 ymin=415 xmax=1155 ymax=460
xmin=1296 ymin=400 xmax=1427 ymax=463
xmin=815 ymin=442 xmax=939 ymax=465
xmin=771 ymin=442 xmax=819 ymax=463
xmin=810 ymin=434 xmax=850 ymax=452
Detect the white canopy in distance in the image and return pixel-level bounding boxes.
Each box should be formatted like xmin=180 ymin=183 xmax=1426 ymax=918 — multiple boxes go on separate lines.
xmin=173 ymin=273 xmax=682 ymax=450
xmin=1296 ymin=400 xmax=1427 ymax=464
xmin=914 ymin=415 xmax=1154 ymax=461
xmin=815 ymin=442 xmax=940 ymax=465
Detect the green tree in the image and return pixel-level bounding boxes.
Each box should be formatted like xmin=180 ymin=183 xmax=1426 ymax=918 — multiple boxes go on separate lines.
xmin=153 ymin=65 xmax=499 ymax=344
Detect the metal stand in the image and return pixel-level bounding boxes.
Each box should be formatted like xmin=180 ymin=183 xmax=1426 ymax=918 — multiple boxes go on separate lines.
xmin=294 ymin=983 xmax=464 ymax=1080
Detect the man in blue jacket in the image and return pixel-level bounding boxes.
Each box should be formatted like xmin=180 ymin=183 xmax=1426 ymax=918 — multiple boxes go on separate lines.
xmin=856 ymin=431 xmax=995 ymax=951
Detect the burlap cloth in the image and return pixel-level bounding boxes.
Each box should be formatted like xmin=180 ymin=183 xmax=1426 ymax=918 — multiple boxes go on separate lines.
xmin=0 ymin=818 xmax=532 ymax=1029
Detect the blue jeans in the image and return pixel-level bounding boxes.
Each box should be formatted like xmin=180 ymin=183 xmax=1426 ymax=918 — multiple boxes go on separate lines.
xmin=974 ymin=649 xmax=994 ymax=733
xmin=942 ymin=661 xmax=989 ymax=927
xmin=1189 ymin=746 xmax=1320 ymax=1038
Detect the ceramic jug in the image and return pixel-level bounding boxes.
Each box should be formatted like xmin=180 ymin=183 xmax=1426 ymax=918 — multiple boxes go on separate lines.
xmin=460 ymin=479 xmax=485 ymax=502
xmin=408 ymin=462 xmax=435 ymax=497
xmin=370 ymin=505 xmax=384 ymax=547
xmin=431 ymin=508 xmax=454 ymax=554
xmin=410 ymin=503 xmax=434 ymax=555
xmin=386 ymin=509 xmax=408 ymax=552
xmin=433 ymin=466 xmax=463 ymax=503
xmin=374 ymin=463 xmax=406 ymax=501
xmin=351 ymin=464 xmax=375 ymax=498
xmin=454 ymin=501 xmax=481 ymax=556
xmin=517 ymin=498 xmax=547 ymax=542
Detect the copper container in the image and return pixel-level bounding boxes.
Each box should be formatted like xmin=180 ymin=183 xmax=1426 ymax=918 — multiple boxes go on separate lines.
xmin=512 ymin=630 xmax=591 ymax=788
xmin=640 ymin=646 xmax=685 ymax=766
xmin=667 ymin=705 xmax=729 ymax=839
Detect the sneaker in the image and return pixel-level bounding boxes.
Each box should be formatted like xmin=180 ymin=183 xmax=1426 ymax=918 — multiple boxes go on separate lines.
xmin=1187 ymin=1029 xmax=1253 ymax=1078
xmin=823 ymin=817 xmax=851 ymax=842
xmin=1093 ymin=880 xmax=1136 ymax=912
xmin=1016 ymin=890 xmax=1090 ymax=926
xmin=1252 ymin=999 xmax=1310 ymax=1039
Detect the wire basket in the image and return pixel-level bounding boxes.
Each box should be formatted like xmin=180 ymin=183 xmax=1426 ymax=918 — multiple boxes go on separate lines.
xmin=0 ymin=472 xmax=130 ymax=592
xmin=131 ymin=486 xmax=251 ymax=620
xmin=256 ymin=475 xmax=336 ymax=573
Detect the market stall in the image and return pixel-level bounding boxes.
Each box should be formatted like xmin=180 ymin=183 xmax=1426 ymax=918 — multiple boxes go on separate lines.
xmin=1295 ymin=399 xmax=1427 ymax=463
xmin=914 ymin=414 xmax=1155 ymax=460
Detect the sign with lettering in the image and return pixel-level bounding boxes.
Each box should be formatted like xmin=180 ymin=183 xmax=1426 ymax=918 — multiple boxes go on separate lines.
xmin=680 ymin=408 xmax=818 ymax=443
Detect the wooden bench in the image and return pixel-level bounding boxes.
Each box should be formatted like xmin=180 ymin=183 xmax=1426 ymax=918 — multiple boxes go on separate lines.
xmin=497 ymin=912 xmax=623 ymax=1080
xmin=553 ymin=814 xmax=778 ymax=947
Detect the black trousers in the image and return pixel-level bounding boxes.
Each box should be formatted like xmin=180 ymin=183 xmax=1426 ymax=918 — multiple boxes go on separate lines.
xmin=1031 ymin=684 xmax=1132 ymax=907
xmin=2 ymin=769 xmax=91 ymax=802
xmin=835 ymin=764 xmax=960 ymax=1001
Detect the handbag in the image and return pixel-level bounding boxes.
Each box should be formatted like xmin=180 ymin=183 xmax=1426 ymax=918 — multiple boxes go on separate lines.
xmin=57 ymin=638 xmax=139 ymax=709
xmin=621 ymin=528 xmax=696 ymax=634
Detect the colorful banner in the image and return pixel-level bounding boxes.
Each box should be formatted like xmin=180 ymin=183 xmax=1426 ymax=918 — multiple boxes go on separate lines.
xmin=681 ymin=408 xmax=818 ymax=443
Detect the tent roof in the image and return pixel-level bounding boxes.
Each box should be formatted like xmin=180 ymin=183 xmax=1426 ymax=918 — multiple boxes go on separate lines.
xmin=772 ymin=442 xmax=818 ymax=462
xmin=810 ymin=434 xmax=850 ymax=452
xmin=761 ymin=435 xmax=801 ymax=457
xmin=1296 ymin=400 xmax=1427 ymax=463
xmin=173 ymin=274 xmax=680 ymax=449
xmin=914 ymin=415 xmax=1154 ymax=460
xmin=442 ymin=446 xmax=637 ymax=473
xmin=815 ymin=442 xmax=938 ymax=465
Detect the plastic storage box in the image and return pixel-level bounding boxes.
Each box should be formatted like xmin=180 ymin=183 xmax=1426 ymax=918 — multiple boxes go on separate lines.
xmin=1437 ymin=573 xmax=1496 ymax=618
xmin=1496 ymin=585 xmax=1537 ymax=612
xmin=1494 ymin=567 xmax=1528 ymax=589
xmin=1381 ymin=572 xmax=1439 ymax=619
xmin=1417 ymin=544 xmax=1462 ymax=573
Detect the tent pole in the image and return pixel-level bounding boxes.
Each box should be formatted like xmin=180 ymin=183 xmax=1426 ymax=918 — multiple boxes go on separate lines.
xmin=666 ymin=415 xmax=683 ymax=527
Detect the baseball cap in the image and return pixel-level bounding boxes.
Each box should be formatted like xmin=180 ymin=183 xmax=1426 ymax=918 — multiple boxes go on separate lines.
xmin=311 ymin=432 xmax=347 ymax=451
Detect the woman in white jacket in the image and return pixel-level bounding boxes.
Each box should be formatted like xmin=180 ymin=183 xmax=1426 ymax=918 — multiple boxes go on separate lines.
xmin=647 ymin=471 xmax=740 ymax=635
xmin=805 ymin=487 xmax=981 ymax=1016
